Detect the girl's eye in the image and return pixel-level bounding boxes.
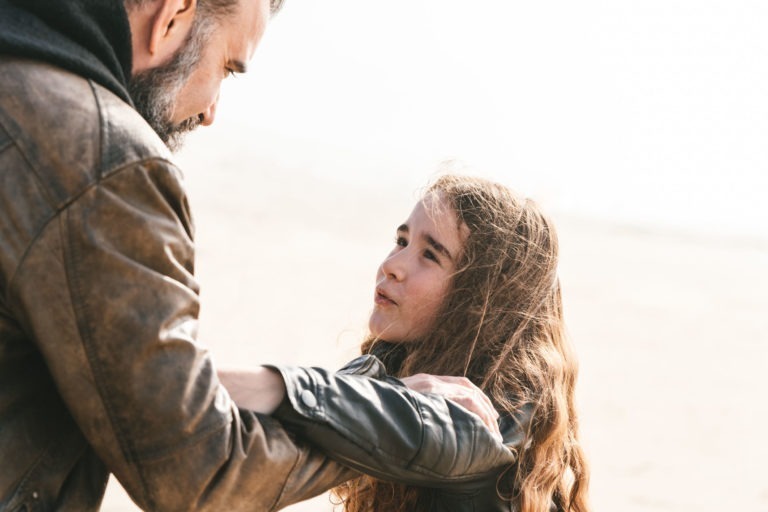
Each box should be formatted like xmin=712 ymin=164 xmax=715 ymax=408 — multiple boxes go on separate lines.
xmin=423 ymin=250 xmax=438 ymax=263
xmin=395 ymin=236 xmax=407 ymax=247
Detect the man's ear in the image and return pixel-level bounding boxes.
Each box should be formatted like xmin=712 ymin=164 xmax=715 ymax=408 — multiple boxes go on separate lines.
xmin=130 ymin=0 xmax=197 ymax=72
xmin=148 ymin=0 xmax=197 ymax=58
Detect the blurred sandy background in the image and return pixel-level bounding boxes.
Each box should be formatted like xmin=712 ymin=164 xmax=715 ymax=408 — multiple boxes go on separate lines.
xmin=102 ymin=1 xmax=767 ymax=510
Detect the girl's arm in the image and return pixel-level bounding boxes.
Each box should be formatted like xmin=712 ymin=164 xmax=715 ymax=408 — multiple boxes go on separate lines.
xmin=268 ymin=355 xmax=517 ymax=490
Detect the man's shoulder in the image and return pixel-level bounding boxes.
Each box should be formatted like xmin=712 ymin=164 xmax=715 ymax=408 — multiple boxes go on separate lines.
xmin=0 ymin=57 xmax=174 ymax=207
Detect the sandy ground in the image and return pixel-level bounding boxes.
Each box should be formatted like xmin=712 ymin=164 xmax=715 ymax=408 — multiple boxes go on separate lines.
xmin=99 ymin=131 xmax=768 ymax=511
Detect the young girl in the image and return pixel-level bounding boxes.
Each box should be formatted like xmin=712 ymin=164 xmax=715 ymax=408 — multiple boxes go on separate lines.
xmin=331 ymin=174 xmax=590 ymax=511
xmin=261 ymin=174 xmax=588 ymax=511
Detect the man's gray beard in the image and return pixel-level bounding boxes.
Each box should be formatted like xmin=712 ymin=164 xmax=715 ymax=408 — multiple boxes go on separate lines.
xmin=127 ymin=18 xmax=212 ymax=152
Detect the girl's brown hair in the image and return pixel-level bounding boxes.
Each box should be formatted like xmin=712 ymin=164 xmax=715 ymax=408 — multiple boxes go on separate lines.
xmin=334 ymin=174 xmax=589 ymax=512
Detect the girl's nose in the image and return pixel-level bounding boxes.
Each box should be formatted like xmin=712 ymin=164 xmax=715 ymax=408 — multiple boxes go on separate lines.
xmin=380 ymin=250 xmax=406 ymax=282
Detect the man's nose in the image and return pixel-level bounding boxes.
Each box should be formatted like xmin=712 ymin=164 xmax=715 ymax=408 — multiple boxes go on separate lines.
xmin=200 ymin=94 xmax=220 ymax=126
xmin=200 ymin=101 xmax=217 ymax=126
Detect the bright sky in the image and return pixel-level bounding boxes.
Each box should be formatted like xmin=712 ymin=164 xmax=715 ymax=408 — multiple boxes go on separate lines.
xmin=215 ymin=0 xmax=768 ymax=240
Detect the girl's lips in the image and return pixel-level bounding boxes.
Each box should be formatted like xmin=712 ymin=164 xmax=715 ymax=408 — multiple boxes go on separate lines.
xmin=374 ymin=288 xmax=397 ymax=306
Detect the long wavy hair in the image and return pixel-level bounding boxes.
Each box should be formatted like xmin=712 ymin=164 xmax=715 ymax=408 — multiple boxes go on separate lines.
xmin=334 ymin=174 xmax=589 ymax=512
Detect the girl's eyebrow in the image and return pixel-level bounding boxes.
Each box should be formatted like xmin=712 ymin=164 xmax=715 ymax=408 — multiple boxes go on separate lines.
xmin=398 ymin=224 xmax=454 ymax=262
xmin=424 ymin=234 xmax=454 ymax=262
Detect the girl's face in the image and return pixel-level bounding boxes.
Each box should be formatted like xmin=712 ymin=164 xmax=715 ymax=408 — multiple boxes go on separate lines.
xmin=369 ymin=194 xmax=468 ymax=342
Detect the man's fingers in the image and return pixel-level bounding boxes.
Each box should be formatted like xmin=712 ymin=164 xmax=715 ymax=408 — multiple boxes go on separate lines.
xmin=444 ymin=377 xmax=497 ymax=418
xmin=452 ymin=394 xmax=502 ymax=440
xmin=469 ymin=382 xmax=498 ymax=419
xmin=401 ymin=374 xmax=503 ymax=440
xmin=409 ymin=374 xmax=499 ymax=420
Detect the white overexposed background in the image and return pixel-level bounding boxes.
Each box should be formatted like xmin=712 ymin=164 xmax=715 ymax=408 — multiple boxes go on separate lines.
xmin=233 ymin=0 xmax=768 ymax=240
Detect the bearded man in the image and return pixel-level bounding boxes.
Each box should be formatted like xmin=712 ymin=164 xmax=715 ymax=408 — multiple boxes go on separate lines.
xmin=0 ymin=1 xmax=510 ymax=510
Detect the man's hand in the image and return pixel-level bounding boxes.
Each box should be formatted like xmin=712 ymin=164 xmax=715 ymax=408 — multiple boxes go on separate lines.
xmin=218 ymin=367 xmax=287 ymax=415
xmin=400 ymin=374 xmax=502 ymax=442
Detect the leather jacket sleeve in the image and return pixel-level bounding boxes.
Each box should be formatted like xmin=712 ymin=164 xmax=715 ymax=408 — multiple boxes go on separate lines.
xmin=271 ymin=355 xmax=517 ymax=490
xmin=7 ymin=150 xmax=347 ymax=510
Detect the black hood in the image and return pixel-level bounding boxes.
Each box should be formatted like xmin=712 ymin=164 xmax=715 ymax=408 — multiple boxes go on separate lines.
xmin=0 ymin=0 xmax=134 ymax=105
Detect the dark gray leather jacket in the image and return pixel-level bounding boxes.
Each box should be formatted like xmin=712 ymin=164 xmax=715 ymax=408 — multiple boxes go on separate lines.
xmin=275 ymin=355 xmax=532 ymax=512
xmin=0 ymin=57 xmax=515 ymax=511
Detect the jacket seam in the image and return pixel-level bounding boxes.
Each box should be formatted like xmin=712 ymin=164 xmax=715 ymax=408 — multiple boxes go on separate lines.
xmin=3 ymin=155 xmax=177 ymax=311
xmin=2 ymin=73 xmax=180 ymax=307
xmin=408 ymin=397 xmax=427 ymax=470
xmin=3 ymin=101 xmax=178 ymax=309
xmin=56 ymin=163 xmax=187 ymax=509
xmin=0 ymin=438 xmax=54 ymax=510
xmin=59 ymin=188 xmax=153 ymax=511
xmin=0 ymin=113 xmax=59 ymax=211
xmin=74 ymin=82 xmax=156 ymax=509
xmin=266 ymin=424 xmax=304 ymax=512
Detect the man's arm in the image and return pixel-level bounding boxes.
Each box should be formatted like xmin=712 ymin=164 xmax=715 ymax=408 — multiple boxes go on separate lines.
xmin=9 ymin=155 xmax=331 ymax=510
xmin=217 ymin=367 xmax=287 ymax=414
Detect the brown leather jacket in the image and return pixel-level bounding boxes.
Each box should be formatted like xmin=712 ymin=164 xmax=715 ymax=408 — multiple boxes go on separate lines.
xmin=0 ymin=57 xmax=516 ymax=511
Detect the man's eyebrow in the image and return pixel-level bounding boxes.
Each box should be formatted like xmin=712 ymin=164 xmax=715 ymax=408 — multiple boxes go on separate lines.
xmin=228 ymin=60 xmax=248 ymax=74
